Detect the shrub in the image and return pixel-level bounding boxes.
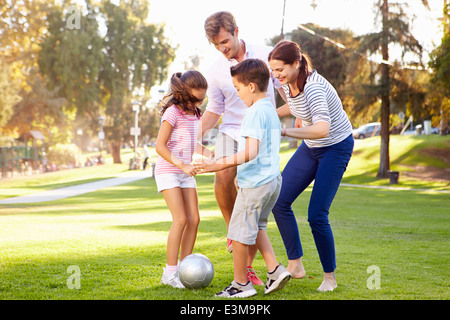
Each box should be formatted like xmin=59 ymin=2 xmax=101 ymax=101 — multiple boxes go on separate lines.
xmin=47 ymin=143 xmax=81 ymax=166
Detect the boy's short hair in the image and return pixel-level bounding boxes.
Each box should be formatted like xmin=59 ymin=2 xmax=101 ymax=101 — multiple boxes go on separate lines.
xmin=230 ymin=58 xmax=270 ymax=92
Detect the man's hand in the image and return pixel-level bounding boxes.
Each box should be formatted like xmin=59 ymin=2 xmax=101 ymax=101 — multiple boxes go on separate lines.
xmin=193 ymin=158 xmax=222 ymax=174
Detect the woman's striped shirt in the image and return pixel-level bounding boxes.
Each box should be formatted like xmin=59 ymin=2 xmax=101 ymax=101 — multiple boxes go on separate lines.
xmin=155 ymin=105 xmax=199 ymax=175
xmin=283 ymin=70 xmax=353 ymax=148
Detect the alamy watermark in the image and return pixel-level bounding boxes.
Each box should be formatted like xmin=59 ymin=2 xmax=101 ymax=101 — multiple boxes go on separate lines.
xmin=65 ymin=5 xmax=81 ymax=30
xmin=67 ymin=265 xmax=81 ymax=289
xmin=366 ymin=265 xmax=381 ymax=290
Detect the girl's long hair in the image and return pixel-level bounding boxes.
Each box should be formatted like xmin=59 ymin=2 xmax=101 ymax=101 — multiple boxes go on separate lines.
xmin=160 ymin=70 xmax=208 ymax=118
xmin=268 ymin=40 xmax=313 ymax=93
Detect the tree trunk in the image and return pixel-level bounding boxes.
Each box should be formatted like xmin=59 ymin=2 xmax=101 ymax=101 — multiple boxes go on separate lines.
xmin=108 ymin=140 xmax=122 ymax=164
xmin=377 ymin=0 xmax=391 ymax=178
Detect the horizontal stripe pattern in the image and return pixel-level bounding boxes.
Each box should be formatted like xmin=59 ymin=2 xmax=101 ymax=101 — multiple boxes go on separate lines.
xmin=283 ymin=70 xmax=353 ymax=147
xmin=155 ymin=105 xmax=199 ymax=175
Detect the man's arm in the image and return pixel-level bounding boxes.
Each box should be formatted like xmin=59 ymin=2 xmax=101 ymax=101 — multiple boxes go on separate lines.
xmin=198 ymin=110 xmax=221 ymax=140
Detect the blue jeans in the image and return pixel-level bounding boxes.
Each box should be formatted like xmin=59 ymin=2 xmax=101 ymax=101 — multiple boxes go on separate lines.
xmin=272 ymin=134 xmax=354 ymax=272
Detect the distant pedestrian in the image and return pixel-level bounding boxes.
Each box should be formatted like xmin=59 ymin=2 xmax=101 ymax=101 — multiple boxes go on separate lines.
xmin=142 ymin=145 xmax=150 ymax=170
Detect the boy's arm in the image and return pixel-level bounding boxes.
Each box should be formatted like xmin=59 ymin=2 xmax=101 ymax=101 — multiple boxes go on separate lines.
xmin=195 ymin=137 xmax=259 ymax=173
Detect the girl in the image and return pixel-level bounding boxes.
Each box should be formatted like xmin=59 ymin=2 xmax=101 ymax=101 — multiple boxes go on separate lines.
xmin=155 ymin=71 xmax=213 ymax=288
xmin=268 ymin=40 xmax=354 ymax=292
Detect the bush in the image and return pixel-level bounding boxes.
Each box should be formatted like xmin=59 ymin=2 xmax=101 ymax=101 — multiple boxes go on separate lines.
xmin=47 ymin=143 xmax=81 ymax=166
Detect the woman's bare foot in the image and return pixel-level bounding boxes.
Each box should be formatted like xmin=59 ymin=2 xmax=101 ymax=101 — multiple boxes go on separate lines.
xmin=317 ymin=272 xmax=337 ymax=292
xmin=287 ymin=258 xmax=306 ymax=279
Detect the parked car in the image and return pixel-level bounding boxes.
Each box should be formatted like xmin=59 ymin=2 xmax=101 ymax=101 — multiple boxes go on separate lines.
xmin=353 ymin=122 xmax=381 ymax=139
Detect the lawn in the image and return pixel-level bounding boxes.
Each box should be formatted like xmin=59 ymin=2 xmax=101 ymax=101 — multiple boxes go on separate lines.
xmin=0 ymin=135 xmax=449 ymax=301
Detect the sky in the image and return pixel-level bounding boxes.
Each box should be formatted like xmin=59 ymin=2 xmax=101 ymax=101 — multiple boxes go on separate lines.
xmin=144 ymin=0 xmax=444 ymax=101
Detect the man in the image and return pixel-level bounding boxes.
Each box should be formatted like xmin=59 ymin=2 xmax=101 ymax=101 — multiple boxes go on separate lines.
xmin=200 ymin=11 xmax=287 ymax=286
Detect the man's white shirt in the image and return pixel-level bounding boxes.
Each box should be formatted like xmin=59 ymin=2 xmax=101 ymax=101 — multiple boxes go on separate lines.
xmin=205 ymin=40 xmax=281 ymax=141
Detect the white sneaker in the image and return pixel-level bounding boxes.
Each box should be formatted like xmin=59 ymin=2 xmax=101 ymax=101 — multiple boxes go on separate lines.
xmin=161 ymin=268 xmax=185 ymax=289
xmin=264 ymin=264 xmax=291 ymax=294
xmin=215 ymin=280 xmax=257 ymax=298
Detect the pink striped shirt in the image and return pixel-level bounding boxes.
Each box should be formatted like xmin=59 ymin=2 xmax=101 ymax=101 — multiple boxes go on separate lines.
xmin=155 ymin=105 xmax=199 ymax=175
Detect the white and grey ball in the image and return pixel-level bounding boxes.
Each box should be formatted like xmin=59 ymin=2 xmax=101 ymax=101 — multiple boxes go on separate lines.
xmin=179 ymin=253 xmax=214 ymax=289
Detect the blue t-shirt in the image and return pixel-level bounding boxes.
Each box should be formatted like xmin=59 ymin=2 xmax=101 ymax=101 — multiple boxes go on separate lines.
xmin=237 ymin=97 xmax=281 ymax=188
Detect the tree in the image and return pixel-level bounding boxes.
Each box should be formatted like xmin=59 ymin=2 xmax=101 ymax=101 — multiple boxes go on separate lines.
xmin=5 ymin=71 xmax=68 ymax=146
xmin=38 ymin=2 xmax=105 ymax=149
xmin=280 ymin=24 xmax=371 ymax=124
xmin=99 ymin=0 xmax=175 ymax=163
xmin=39 ymin=2 xmax=104 ymax=118
xmin=0 ymin=58 xmax=21 ymax=129
xmin=0 ymin=0 xmax=66 ymax=141
xmin=429 ymin=0 xmax=450 ymax=135
xmin=359 ymin=0 xmax=429 ymax=178
xmin=38 ymin=0 xmax=175 ymax=163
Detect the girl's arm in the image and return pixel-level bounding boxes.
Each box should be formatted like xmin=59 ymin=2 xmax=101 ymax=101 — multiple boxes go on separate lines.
xmin=155 ymin=120 xmax=198 ymax=176
xmin=195 ymin=137 xmax=259 ymax=173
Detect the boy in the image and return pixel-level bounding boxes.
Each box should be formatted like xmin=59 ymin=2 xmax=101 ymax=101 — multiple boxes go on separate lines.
xmin=195 ymin=59 xmax=291 ymax=298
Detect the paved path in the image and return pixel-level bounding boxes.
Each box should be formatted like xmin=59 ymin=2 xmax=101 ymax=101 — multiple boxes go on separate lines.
xmin=0 ymin=170 xmax=151 ymax=204
xmin=0 ymin=171 xmax=448 ymax=205
xmin=340 ymin=183 xmax=450 ymax=193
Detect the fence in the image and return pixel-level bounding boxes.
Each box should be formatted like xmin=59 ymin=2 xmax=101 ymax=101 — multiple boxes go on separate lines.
xmin=0 ymin=146 xmax=43 ymax=178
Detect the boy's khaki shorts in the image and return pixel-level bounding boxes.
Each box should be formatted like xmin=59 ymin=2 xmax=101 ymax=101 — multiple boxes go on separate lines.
xmin=228 ymin=175 xmax=282 ymax=245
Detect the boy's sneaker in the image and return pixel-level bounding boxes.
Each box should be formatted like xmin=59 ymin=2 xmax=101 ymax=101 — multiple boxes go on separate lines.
xmin=215 ymin=280 xmax=257 ymax=298
xmin=161 ymin=268 xmax=185 ymax=289
xmin=247 ymin=266 xmax=264 ymax=286
xmin=264 ymin=264 xmax=291 ymax=294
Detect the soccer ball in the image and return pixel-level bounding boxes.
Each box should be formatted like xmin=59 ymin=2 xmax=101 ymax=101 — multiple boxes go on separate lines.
xmin=179 ymin=253 xmax=214 ymax=289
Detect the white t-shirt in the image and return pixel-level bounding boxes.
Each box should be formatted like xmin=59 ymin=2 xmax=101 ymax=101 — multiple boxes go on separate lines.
xmin=205 ymin=40 xmax=281 ymax=141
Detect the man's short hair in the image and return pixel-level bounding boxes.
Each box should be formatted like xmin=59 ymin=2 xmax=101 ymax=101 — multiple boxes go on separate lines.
xmin=230 ymin=59 xmax=270 ymax=92
xmin=204 ymin=11 xmax=237 ymax=43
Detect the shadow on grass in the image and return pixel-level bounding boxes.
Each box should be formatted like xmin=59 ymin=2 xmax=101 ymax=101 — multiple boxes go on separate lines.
xmin=111 ymin=215 xmax=227 ymax=239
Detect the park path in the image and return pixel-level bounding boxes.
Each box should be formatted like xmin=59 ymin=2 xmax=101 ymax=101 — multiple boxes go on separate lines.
xmin=0 ymin=171 xmax=448 ymax=205
xmin=0 ymin=170 xmax=150 ymax=204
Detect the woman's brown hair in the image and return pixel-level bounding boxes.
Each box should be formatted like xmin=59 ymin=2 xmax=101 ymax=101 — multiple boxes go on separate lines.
xmin=160 ymin=70 xmax=208 ymax=118
xmin=268 ymin=40 xmax=313 ymax=93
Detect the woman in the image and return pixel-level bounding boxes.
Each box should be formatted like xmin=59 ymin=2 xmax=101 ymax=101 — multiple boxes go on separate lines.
xmin=268 ymin=40 xmax=354 ymax=292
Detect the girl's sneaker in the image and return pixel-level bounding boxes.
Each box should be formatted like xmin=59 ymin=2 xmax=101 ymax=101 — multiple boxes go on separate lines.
xmin=215 ymin=280 xmax=257 ymax=298
xmin=161 ymin=268 xmax=185 ymax=289
xmin=264 ymin=264 xmax=291 ymax=294
xmin=247 ymin=266 xmax=264 ymax=286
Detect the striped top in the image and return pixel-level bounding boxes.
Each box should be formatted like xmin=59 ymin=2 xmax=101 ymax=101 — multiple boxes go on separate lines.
xmin=283 ymin=70 xmax=352 ymax=148
xmin=155 ymin=105 xmax=199 ymax=175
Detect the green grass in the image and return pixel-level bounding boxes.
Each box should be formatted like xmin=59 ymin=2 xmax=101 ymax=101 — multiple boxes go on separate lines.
xmin=0 ymin=135 xmax=449 ymax=300
xmin=340 ymin=135 xmax=450 ymax=190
